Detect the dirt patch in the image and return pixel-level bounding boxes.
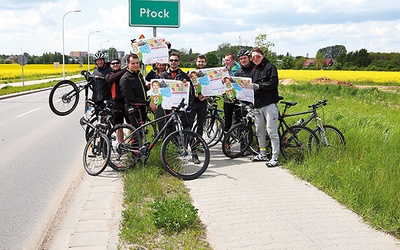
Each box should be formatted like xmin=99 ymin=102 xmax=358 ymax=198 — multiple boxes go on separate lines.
xmin=279 ymin=78 xmax=296 ymax=85
xmin=310 ymin=77 xmax=354 ymax=87
xmin=353 ymin=85 xmax=400 ymax=93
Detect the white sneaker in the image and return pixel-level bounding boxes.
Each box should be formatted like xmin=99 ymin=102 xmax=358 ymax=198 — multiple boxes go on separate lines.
xmin=251 ymin=154 xmax=268 ymax=162
xmin=266 ymin=159 xmax=279 ymax=167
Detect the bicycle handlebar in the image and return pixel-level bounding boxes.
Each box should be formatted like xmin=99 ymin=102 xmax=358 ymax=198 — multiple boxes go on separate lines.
xmin=171 ymin=98 xmax=186 ymax=111
xmin=81 ymin=70 xmax=105 ymax=81
xmin=308 ymin=99 xmax=328 ymax=109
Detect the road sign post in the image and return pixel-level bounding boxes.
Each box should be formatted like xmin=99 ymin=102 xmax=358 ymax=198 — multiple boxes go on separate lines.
xmin=18 ymin=55 xmax=28 ymax=87
xmin=129 ymin=0 xmax=180 ymax=28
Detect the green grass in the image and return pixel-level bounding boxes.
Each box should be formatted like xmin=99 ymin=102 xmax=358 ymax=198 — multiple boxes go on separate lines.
xmin=0 ymin=77 xmax=84 ymax=96
xmin=0 ymin=81 xmax=56 ymax=95
xmin=279 ymin=83 xmax=400 ymax=238
xmin=119 ymin=144 xmax=211 ymax=249
xmin=0 ymin=71 xmax=83 ymax=84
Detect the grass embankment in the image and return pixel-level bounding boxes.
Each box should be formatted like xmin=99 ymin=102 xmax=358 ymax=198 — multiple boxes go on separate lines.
xmin=279 ymin=83 xmax=400 ymax=239
xmin=0 ymin=78 xmax=86 ymax=96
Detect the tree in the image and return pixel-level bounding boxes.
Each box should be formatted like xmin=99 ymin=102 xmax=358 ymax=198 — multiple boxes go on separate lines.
xmin=254 ymin=33 xmax=275 ymax=59
xmin=317 ymin=45 xmax=347 ymax=59
xmin=280 ymin=54 xmax=294 ymax=69
xmin=107 ymin=47 xmax=118 ymax=61
xmin=205 ymin=52 xmax=219 ymax=67
xmin=293 ymin=57 xmax=307 ymax=70
xmin=353 ymin=48 xmax=370 ymax=68
xmin=216 ymin=42 xmax=233 ymax=60
xmin=314 ymin=52 xmax=326 ymax=69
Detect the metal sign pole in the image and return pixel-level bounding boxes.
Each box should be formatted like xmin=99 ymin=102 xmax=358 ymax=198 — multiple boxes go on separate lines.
xmin=22 ymin=65 xmax=25 ymax=87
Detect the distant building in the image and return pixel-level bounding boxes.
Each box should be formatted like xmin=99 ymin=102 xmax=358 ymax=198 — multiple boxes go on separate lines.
xmin=303 ymin=58 xmax=334 ymax=69
xmin=6 ymin=55 xmax=16 ymax=64
xmin=69 ymin=51 xmax=88 ymax=58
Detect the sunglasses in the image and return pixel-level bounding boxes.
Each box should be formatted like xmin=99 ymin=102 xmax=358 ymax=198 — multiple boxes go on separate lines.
xmin=111 ymin=62 xmax=120 ymax=65
xmin=169 ymin=59 xmax=179 ymax=62
xmin=252 ymin=54 xmax=262 ymax=60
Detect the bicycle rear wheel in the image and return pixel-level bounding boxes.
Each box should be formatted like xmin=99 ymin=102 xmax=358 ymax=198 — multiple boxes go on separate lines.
xmin=202 ymin=115 xmax=224 ymax=148
xmin=161 ymin=130 xmax=210 ymax=180
xmin=107 ymin=123 xmax=142 ymax=171
xmin=315 ymin=124 xmax=346 ymax=151
xmin=222 ymin=123 xmax=253 ymax=158
xmin=49 ymin=80 xmax=79 ymax=116
xmin=280 ymin=125 xmax=320 ymax=161
xmin=83 ymin=133 xmax=110 ymax=176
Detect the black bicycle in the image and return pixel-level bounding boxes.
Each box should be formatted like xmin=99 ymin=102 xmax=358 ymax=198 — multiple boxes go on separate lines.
xmin=282 ymin=99 xmax=346 ymax=151
xmin=80 ymin=104 xmax=112 ymax=176
xmin=192 ymin=96 xmax=225 ymax=148
xmin=49 ymin=70 xmax=96 ymax=116
xmin=108 ymin=99 xmax=210 ymax=180
xmin=222 ymin=98 xmax=320 ymax=161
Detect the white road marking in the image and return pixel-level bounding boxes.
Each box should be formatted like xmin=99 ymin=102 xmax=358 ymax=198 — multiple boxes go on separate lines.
xmin=16 ymin=108 xmax=41 ymax=118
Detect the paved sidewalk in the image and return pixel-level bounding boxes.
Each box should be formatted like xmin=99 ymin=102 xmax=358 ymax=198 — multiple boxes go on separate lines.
xmin=49 ymin=169 xmax=123 ymax=249
xmin=185 ymin=149 xmax=400 ymax=250
xmin=48 ymin=148 xmax=400 ymax=249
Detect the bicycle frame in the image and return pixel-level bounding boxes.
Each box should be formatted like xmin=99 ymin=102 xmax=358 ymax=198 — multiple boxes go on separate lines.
xmin=122 ymin=107 xmax=186 ymax=161
xmin=279 ymin=100 xmax=329 ymax=145
xmin=80 ymin=100 xmax=113 ymax=135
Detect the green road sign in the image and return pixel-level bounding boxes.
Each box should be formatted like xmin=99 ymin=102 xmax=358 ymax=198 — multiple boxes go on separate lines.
xmin=129 ymin=0 xmax=180 ymax=28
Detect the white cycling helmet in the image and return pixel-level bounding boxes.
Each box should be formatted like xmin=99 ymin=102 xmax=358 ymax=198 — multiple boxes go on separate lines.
xmin=93 ymin=52 xmax=105 ymax=60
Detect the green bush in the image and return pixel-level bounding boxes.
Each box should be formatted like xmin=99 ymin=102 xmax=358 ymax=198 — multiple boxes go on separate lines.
xmin=151 ymin=197 xmax=198 ymax=233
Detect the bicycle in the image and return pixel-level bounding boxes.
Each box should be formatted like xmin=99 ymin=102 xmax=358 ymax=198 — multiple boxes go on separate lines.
xmin=193 ymin=96 xmax=225 ymax=148
xmin=221 ymin=101 xmax=258 ymax=158
xmin=222 ymin=97 xmax=320 ymax=161
xmin=281 ymin=99 xmax=346 ymax=151
xmin=193 ymin=96 xmax=244 ymax=148
xmin=108 ymin=99 xmax=210 ymax=180
xmin=49 ymin=70 xmax=97 ymax=116
xmin=80 ymin=104 xmax=112 ymax=176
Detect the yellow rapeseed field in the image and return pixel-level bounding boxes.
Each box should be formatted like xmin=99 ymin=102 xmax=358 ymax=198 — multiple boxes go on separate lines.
xmin=278 ymin=70 xmax=400 ymax=85
xmin=1 ymin=64 xmax=399 ymax=85
xmin=0 ymin=64 xmax=90 ymax=83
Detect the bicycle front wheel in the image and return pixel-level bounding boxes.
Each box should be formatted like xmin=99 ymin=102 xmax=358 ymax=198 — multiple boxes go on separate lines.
xmin=222 ymin=123 xmax=253 ymax=158
xmin=107 ymin=123 xmax=142 ymax=171
xmin=161 ymin=130 xmax=210 ymax=180
xmin=85 ymin=116 xmax=97 ymax=141
xmin=49 ymin=80 xmax=79 ymax=116
xmin=280 ymin=125 xmax=320 ymax=161
xmin=315 ymin=124 xmax=346 ymax=151
xmin=83 ymin=133 xmax=110 ymax=176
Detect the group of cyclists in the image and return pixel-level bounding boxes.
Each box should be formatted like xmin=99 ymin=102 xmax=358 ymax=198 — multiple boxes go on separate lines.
xmin=89 ymin=44 xmax=281 ymax=168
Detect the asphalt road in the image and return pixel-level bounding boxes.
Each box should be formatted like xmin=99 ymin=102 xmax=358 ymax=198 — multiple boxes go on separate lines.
xmin=0 ymin=90 xmax=86 ymax=249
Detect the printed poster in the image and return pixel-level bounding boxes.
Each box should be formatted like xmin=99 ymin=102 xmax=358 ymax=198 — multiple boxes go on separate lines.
xmin=130 ymin=37 xmax=169 ymax=65
xmin=147 ymin=79 xmax=189 ymax=110
xmin=188 ymin=67 xmax=229 ymax=96
xmin=223 ymin=76 xmax=254 ymax=104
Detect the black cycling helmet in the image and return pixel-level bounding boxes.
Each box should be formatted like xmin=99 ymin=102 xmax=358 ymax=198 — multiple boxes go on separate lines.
xmin=93 ymin=52 xmax=105 ymax=60
xmin=237 ymin=49 xmax=250 ymax=58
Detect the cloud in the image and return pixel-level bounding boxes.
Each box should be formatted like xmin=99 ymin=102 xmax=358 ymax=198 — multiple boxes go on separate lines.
xmin=1 ymin=0 xmax=399 ymax=57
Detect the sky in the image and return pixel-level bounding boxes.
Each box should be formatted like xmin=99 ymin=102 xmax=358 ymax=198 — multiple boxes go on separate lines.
xmin=1 ymin=0 xmax=400 ymax=58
